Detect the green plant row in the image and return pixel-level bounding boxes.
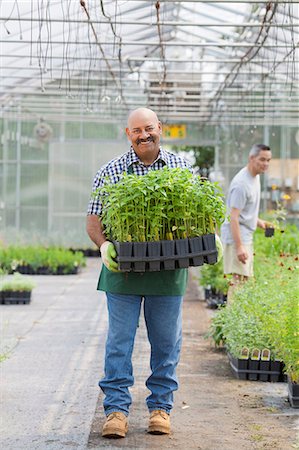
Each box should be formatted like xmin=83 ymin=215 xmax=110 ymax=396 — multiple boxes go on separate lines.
xmin=95 ymin=167 xmax=226 ymax=242
xmin=209 ymin=252 xmax=299 ymax=382
xmin=0 ymin=246 xmax=86 ymax=274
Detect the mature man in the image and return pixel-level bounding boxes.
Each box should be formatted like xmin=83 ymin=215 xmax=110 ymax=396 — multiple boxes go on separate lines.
xmin=86 ymin=108 xmax=192 ymax=438
xmin=221 ymin=144 xmax=272 ymax=294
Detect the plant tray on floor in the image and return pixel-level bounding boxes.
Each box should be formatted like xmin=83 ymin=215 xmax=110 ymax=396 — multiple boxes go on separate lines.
xmin=1 ymin=290 xmax=32 ymax=305
xmin=113 ymin=234 xmax=217 ymax=272
xmin=227 ymin=351 xmax=286 ymax=382
xmin=13 ymin=264 xmax=79 ymax=275
xmin=288 ymin=377 xmax=299 ymax=408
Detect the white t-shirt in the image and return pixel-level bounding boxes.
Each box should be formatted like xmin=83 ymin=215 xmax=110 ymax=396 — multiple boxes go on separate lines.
xmin=221 ymin=167 xmax=260 ymax=244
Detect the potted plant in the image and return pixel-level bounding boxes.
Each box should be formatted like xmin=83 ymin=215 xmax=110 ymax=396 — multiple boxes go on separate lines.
xmin=264 ymin=226 xmax=275 ymax=237
xmin=263 ymin=201 xmax=287 ymax=238
xmin=95 ymin=167 xmax=226 ymax=272
xmin=0 ymin=273 xmax=36 ymax=304
xmin=199 ymin=257 xmax=229 ymax=308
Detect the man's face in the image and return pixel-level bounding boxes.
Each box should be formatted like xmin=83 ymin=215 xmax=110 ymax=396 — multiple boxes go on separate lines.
xmin=250 ymin=150 xmax=272 ymax=174
xmin=126 ymin=110 xmax=162 ymax=160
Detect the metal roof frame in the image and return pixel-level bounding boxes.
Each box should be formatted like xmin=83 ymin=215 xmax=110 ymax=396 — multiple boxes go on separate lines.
xmin=0 ymin=0 xmax=298 ymax=126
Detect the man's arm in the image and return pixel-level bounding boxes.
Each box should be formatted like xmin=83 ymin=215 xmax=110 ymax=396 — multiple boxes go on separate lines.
xmin=230 ymin=207 xmax=248 ymax=264
xmin=86 ymin=215 xmax=107 ymax=248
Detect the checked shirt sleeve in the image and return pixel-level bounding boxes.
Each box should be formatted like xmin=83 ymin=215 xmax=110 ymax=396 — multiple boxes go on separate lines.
xmin=87 ymin=155 xmax=126 ymax=216
xmin=87 ymin=167 xmax=107 ymax=216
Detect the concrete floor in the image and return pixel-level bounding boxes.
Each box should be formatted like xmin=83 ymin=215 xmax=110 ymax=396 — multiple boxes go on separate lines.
xmin=1 ymin=259 xmax=297 ymax=450
xmin=1 ymin=258 xmax=106 ymax=450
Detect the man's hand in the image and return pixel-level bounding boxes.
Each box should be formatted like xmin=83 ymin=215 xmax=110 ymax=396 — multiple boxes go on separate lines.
xmin=100 ymin=241 xmax=119 ymax=272
xmin=257 ymin=218 xmax=275 ymax=230
xmin=257 ymin=218 xmax=267 ymax=229
xmin=236 ymin=244 xmax=248 ymax=264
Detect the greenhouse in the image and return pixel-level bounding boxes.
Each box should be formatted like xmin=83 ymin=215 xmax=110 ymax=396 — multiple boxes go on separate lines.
xmin=1 ymin=0 xmax=298 ymax=246
xmin=1 ymin=1 xmax=299 ymax=449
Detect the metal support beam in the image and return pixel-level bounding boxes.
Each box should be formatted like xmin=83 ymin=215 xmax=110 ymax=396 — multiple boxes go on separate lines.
xmin=0 ymin=17 xmax=297 ymax=28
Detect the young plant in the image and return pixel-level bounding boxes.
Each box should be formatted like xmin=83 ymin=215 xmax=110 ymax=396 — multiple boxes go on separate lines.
xmin=199 ymin=260 xmax=230 ymax=295
xmin=95 ymin=167 xmax=226 ymax=242
xmin=0 ymin=273 xmax=36 ymax=292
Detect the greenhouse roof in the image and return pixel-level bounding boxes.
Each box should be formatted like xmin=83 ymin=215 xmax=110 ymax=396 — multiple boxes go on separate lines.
xmin=1 ymin=0 xmax=298 ymax=126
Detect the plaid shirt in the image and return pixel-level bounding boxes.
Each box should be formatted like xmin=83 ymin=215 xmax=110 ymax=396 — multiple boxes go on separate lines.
xmin=87 ymin=146 xmax=192 ymax=216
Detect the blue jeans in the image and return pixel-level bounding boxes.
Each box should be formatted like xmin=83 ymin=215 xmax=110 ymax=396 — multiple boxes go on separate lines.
xmin=99 ymin=292 xmax=183 ymax=416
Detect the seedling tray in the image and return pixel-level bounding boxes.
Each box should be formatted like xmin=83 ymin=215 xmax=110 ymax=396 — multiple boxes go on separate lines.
xmin=113 ymin=234 xmax=217 ymax=272
xmin=227 ymin=352 xmax=285 ymax=382
xmin=1 ymin=290 xmax=31 ymax=305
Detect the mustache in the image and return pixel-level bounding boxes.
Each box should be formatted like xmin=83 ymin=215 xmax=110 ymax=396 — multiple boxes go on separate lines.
xmin=136 ymin=136 xmax=154 ymax=145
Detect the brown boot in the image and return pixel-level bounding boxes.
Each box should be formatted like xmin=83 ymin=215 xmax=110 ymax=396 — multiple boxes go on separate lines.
xmin=102 ymin=412 xmax=128 ymax=438
xmin=148 ymin=410 xmax=170 ymax=435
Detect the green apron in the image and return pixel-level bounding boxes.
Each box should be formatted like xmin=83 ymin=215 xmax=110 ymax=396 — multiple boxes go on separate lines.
xmin=97 ymin=162 xmax=188 ymax=296
xmin=97 ymin=265 xmax=188 ymax=296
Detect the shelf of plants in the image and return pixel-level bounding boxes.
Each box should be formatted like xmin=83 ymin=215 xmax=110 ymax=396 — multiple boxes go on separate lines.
xmin=95 ymin=167 xmax=225 ymax=272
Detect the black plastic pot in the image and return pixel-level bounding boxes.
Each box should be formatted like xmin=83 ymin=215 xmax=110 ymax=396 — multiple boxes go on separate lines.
xmin=55 ymin=265 xmax=79 ymax=275
xmin=1 ymin=290 xmax=31 ymax=305
xmin=269 ymin=360 xmax=283 ymax=382
xmin=259 ymin=349 xmax=271 ymax=382
xmin=189 ymin=236 xmax=204 ymax=266
xmin=15 ymin=264 xmax=32 ymax=274
xmin=248 ymin=358 xmax=260 ymax=381
xmin=147 ymin=241 xmax=161 ymax=271
xmin=228 ymin=352 xmax=249 ymax=380
xmin=202 ymin=234 xmax=217 ymax=264
xmin=206 ymin=293 xmax=227 ymax=309
xmin=265 ymin=227 xmax=275 ymax=238
xmin=288 ymin=377 xmax=299 ymax=408
xmin=259 ymin=359 xmax=270 ymax=381
xmin=114 ymin=241 xmax=133 ymax=272
xmin=161 ymin=240 xmax=176 ymax=270
xmin=204 ymin=287 xmax=213 ymax=300
xmin=133 ymin=242 xmax=147 ymax=272
xmin=175 ymin=238 xmax=189 ymax=268
xmin=37 ymin=266 xmax=51 ymax=275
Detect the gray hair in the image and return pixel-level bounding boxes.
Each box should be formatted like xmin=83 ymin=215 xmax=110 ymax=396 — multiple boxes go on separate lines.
xmin=249 ymin=144 xmax=271 ymax=157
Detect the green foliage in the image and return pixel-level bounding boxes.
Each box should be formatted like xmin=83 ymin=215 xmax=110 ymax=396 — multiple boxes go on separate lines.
xmin=0 ymin=246 xmax=86 ymax=273
xmin=209 ymin=253 xmax=299 ymax=381
xmin=199 ymin=260 xmax=230 ymax=295
xmin=0 ymin=273 xmax=36 ymax=292
xmin=261 ymin=201 xmax=287 ymax=229
xmin=254 ymin=223 xmax=299 ymax=257
xmin=205 ymin=305 xmax=227 ymax=346
xmin=95 ymin=167 xmax=226 ymax=242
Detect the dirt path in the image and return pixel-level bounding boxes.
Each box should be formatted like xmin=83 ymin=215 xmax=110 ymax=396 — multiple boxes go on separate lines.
xmin=88 ymin=270 xmax=298 ymax=450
